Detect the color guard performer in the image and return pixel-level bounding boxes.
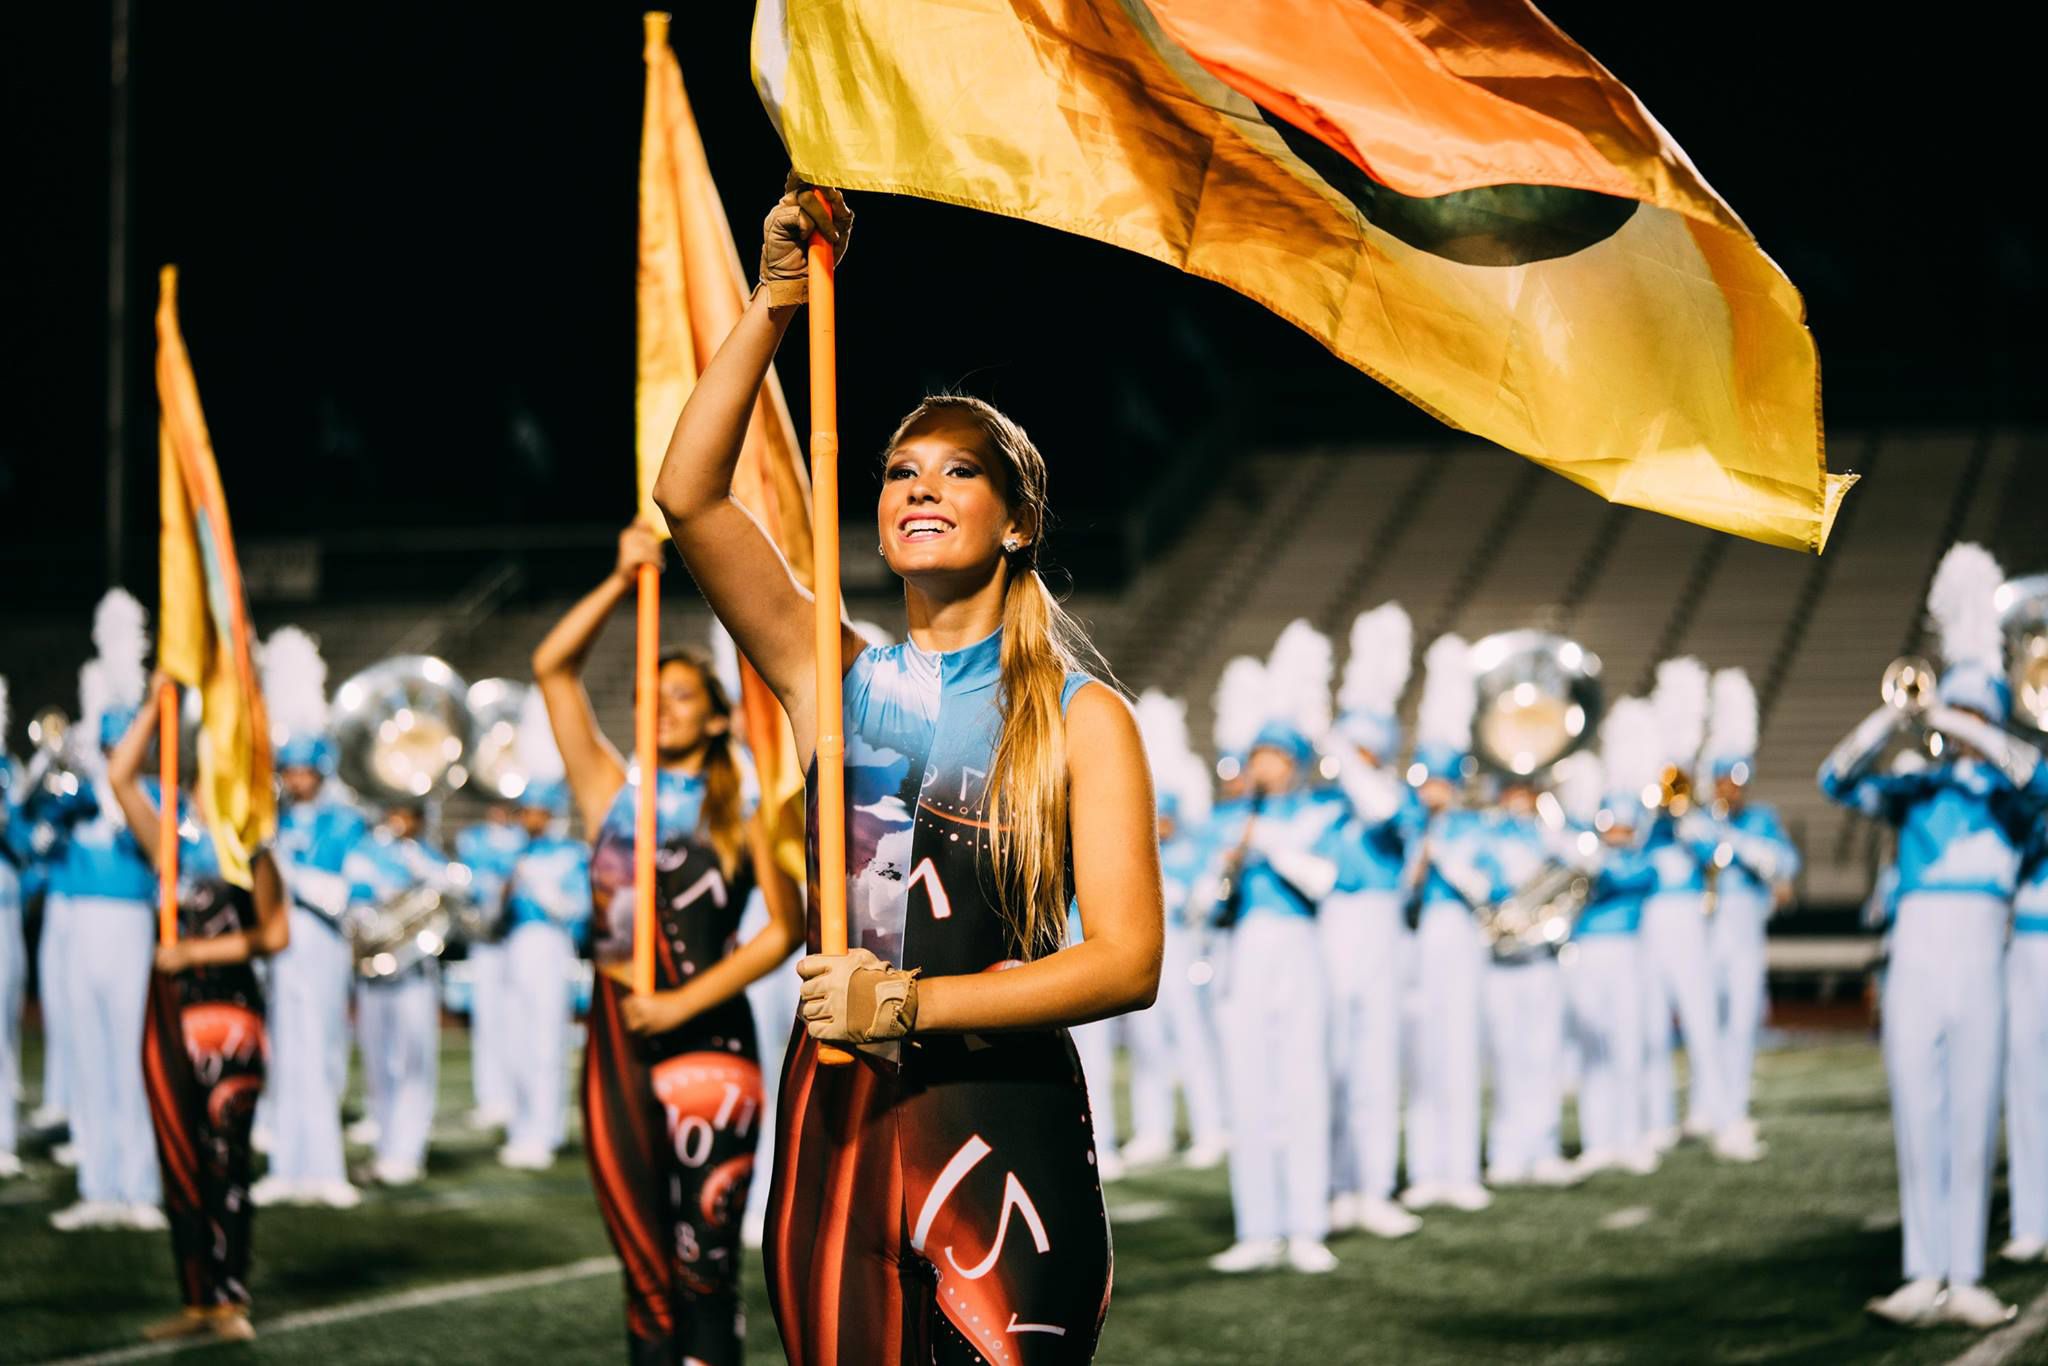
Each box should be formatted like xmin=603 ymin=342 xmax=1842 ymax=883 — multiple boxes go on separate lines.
xmin=1323 ymin=604 xmax=1423 ymax=1237
xmin=251 ymin=628 xmax=365 ymax=1208
xmin=1820 ymin=543 xmax=2048 ymax=1329
xmin=105 ymin=679 xmax=287 ymax=1344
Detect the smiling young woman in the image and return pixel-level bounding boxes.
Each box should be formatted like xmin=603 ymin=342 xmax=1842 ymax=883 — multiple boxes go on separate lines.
xmin=651 ymin=179 xmax=1163 ymax=1365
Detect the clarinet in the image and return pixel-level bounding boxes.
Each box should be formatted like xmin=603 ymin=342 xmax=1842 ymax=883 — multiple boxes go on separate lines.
xmin=1215 ymin=791 xmax=1267 ymax=931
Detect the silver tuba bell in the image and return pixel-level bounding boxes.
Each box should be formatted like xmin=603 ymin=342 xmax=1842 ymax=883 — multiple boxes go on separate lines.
xmin=330 ymin=655 xmax=474 ymax=804
xmin=462 ymin=677 xmax=533 ymax=802
xmin=1998 ymin=574 xmax=2048 ymax=734
xmin=1466 ymin=631 xmax=1603 ymax=960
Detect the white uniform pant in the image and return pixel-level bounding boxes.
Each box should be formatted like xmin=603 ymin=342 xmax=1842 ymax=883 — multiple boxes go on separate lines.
xmin=1135 ymin=925 xmax=1227 ymax=1151
xmin=38 ymin=892 xmax=77 ymax=1120
xmin=1322 ymin=892 xmax=1405 ymax=1201
xmin=356 ymin=969 xmax=440 ymax=1173
xmin=266 ymin=910 xmax=353 ymax=1185
xmin=1408 ymin=904 xmax=1484 ymax=1190
xmin=1124 ymin=986 xmax=1175 ymax=1149
xmin=468 ymin=940 xmax=513 ymax=1120
xmin=1073 ymin=1013 xmax=1122 ymax=1162
xmin=62 ymin=895 xmax=159 ymax=1204
xmin=743 ymin=901 xmax=800 ymax=1228
xmin=1710 ymin=892 xmax=1771 ymax=1126
xmin=2005 ymin=933 xmax=2048 ymax=1245
xmin=503 ymin=922 xmax=574 ymax=1155
xmin=1566 ymin=935 xmax=1645 ymax=1157
xmin=1640 ymin=893 xmax=1728 ymax=1136
xmin=1887 ymin=894 xmax=2005 ymax=1286
xmin=0 ymin=876 xmax=22 ymax=1155
xmin=1485 ymin=957 xmax=1565 ymax=1173
xmin=1221 ymin=914 xmax=1329 ymax=1240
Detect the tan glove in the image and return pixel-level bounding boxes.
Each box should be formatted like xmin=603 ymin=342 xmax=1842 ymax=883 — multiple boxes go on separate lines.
xmin=796 ymin=947 xmax=919 ymax=1044
xmin=758 ymin=173 xmax=853 ymax=307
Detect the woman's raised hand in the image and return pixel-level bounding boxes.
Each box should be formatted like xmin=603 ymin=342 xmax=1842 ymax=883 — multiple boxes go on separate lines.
xmin=613 ymin=523 xmax=666 ymax=582
xmin=757 ymin=174 xmax=852 ymax=307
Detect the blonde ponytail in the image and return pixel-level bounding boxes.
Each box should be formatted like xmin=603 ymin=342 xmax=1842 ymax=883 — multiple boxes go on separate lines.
xmin=884 ymin=395 xmax=1118 ymax=958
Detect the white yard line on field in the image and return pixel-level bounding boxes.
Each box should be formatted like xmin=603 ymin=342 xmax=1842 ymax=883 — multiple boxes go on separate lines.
xmin=1945 ymin=1280 xmax=2048 ymax=1366
xmin=38 ymin=1255 xmax=619 ymax=1366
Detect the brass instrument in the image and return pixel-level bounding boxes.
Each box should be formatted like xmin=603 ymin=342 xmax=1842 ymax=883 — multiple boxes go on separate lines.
xmin=345 ymin=865 xmax=479 ymax=981
xmin=1997 ymin=574 xmax=2048 ymax=733
xmin=331 ymin=656 xmax=473 ymax=804
xmin=1881 ymin=655 xmax=1939 ymax=718
xmin=24 ymin=706 xmax=86 ymax=801
xmin=1478 ymin=860 xmax=1592 ymax=964
xmin=1468 ymin=630 xmax=1604 ymax=776
xmin=461 ymin=678 xmax=531 ymax=801
xmin=1656 ymin=765 xmax=1696 ymax=817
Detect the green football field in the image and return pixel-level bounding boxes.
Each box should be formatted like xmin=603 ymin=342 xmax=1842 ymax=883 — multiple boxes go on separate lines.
xmin=5 ymin=1030 xmax=2046 ymax=1365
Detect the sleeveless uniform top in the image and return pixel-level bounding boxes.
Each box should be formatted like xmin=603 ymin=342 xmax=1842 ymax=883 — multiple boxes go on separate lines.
xmin=814 ymin=627 xmax=1089 ymax=974
xmin=589 ymin=764 xmax=758 ymax=1057
xmin=170 ymin=829 xmax=265 ymax=1016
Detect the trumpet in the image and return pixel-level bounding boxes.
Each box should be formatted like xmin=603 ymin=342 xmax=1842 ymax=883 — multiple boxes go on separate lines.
xmin=1655 ymin=765 xmax=1696 ymax=817
xmin=1881 ymin=655 xmax=1939 ymax=718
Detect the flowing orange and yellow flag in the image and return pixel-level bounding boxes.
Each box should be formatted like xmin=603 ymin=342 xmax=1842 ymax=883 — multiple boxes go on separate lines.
xmin=753 ymin=0 xmax=1850 ymax=552
xmin=156 ymin=266 xmax=275 ymax=887
xmin=641 ymin=11 xmax=816 ymax=877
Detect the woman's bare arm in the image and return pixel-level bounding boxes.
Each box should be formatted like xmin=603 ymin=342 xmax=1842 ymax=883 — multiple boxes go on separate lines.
xmin=158 ymin=850 xmax=291 ymax=973
xmin=532 ymin=533 xmax=644 ymax=842
xmin=106 ymin=683 xmax=165 ymax=867
xmin=621 ymin=813 xmax=808 ymax=1035
xmin=911 ymin=683 xmax=1164 ymax=1033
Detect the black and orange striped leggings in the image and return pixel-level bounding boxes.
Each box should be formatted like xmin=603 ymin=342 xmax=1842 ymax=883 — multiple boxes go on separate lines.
xmin=583 ymin=974 xmax=764 ymax=1366
xmin=141 ymin=975 xmax=266 ymax=1311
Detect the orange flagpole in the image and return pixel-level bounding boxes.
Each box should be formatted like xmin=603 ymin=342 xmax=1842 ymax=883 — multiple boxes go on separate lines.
xmin=633 ymin=562 xmax=659 ymax=996
xmin=808 ymin=198 xmax=851 ymax=1067
xmin=157 ymin=681 xmax=179 ymax=945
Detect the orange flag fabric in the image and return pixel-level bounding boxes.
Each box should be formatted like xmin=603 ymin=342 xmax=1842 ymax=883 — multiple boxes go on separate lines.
xmin=156 ymin=266 xmax=276 ymax=887
xmin=754 ymin=0 xmax=1849 ymax=552
xmin=641 ymin=11 xmax=817 ymax=878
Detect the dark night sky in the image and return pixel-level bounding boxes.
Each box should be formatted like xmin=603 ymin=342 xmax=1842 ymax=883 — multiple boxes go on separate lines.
xmin=3 ymin=4 xmax=2039 ymax=595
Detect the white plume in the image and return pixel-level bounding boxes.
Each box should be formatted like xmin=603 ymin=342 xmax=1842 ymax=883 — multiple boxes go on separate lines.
xmin=1135 ymin=689 xmax=1212 ymax=825
xmin=1601 ymin=697 xmax=1664 ymax=799
xmin=707 ymin=618 xmax=743 ymax=702
xmin=260 ymin=627 xmax=329 ymax=741
xmin=1265 ymin=618 xmax=1334 ymax=742
xmin=92 ymin=588 xmax=149 ymax=711
xmin=78 ymin=660 xmax=110 ymax=739
xmin=1927 ymin=542 xmax=2005 ymax=674
xmin=0 ymin=675 xmax=10 ymax=753
xmin=1338 ymin=602 xmax=1412 ymax=716
xmin=1705 ymin=668 xmax=1758 ymax=763
xmin=1652 ymin=656 xmax=1709 ymax=766
xmin=1213 ymin=656 xmax=1267 ymax=757
xmin=1551 ymin=750 xmax=1605 ymax=826
xmin=1415 ymin=634 xmax=1475 ymax=752
xmin=514 ymin=685 xmax=565 ymax=785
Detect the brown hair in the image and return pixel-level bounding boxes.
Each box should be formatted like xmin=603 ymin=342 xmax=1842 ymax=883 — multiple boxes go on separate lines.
xmin=657 ymin=646 xmax=743 ymax=878
xmin=883 ymin=395 xmax=1115 ymax=958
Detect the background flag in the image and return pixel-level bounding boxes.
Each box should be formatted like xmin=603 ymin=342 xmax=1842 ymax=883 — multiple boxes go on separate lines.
xmin=156 ymin=266 xmax=276 ymax=887
xmin=753 ymin=0 xmax=1849 ymax=552
xmin=642 ymin=11 xmax=817 ymax=878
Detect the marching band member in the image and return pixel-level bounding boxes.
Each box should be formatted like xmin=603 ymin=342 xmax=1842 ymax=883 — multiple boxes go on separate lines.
xmin=1323 ymin=604 xmax=1424 ymax=1237
xmin=0 ymin=677 xmax=24 ymax=1179
xmin=252 ymin=628 xmax=365 ymax=1208
xmin=657 ymin=181 xmax=1160 ymax=1359
xmin=2006 ymin=818 xmax=2048 ymax=1264
xmin=1820 ymin=543 xmax=2048 ymax=1329
xmin=344 ymin=801 xmax=455 ymax=1186
xmin=105 ymin=682 xmax=287 ymax=1344
xmin=1480 ymin=773 xmax=1576 ymax=1187
xmin=454 ymin=799 xmax=526 ymax=1133
xmin=33 ymin=590 xmax=164 ymax=1231
xmin=533 ymin=528 xmax=804 ymax=1365
xmin=1687 ymin=668 xmax=1799 ymax=1159
xmin=1639 ymin=657 xmax=1737 ymax=1154
xmin=1403 ymin=634 xmax=1493 ymax=1213
xmin=1134 ymin=689 xmax=1228 ymax=1171
xmin=1207 ymin=622 xmax=1357 ymax=1274
xmin=494 ymin=691 xmax=590 ymax=1171
xmin=1562 ymin=713 xmax=1660 ymax=1177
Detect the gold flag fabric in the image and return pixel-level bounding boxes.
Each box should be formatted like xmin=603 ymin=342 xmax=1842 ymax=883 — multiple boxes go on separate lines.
xmin=641 ymin=12 xmax=817 ymax=877
xmin=156 ymin=266 xmax=276 ymax=887
xmin=752 ymin=0 xmax=1849 ymax=551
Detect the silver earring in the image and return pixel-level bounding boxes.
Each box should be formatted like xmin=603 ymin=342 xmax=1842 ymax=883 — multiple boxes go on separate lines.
xmin=1004 ymin=537 xmax=1020 ymax=552
xmin=878 ymin=542 xmax=885 ymax=554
